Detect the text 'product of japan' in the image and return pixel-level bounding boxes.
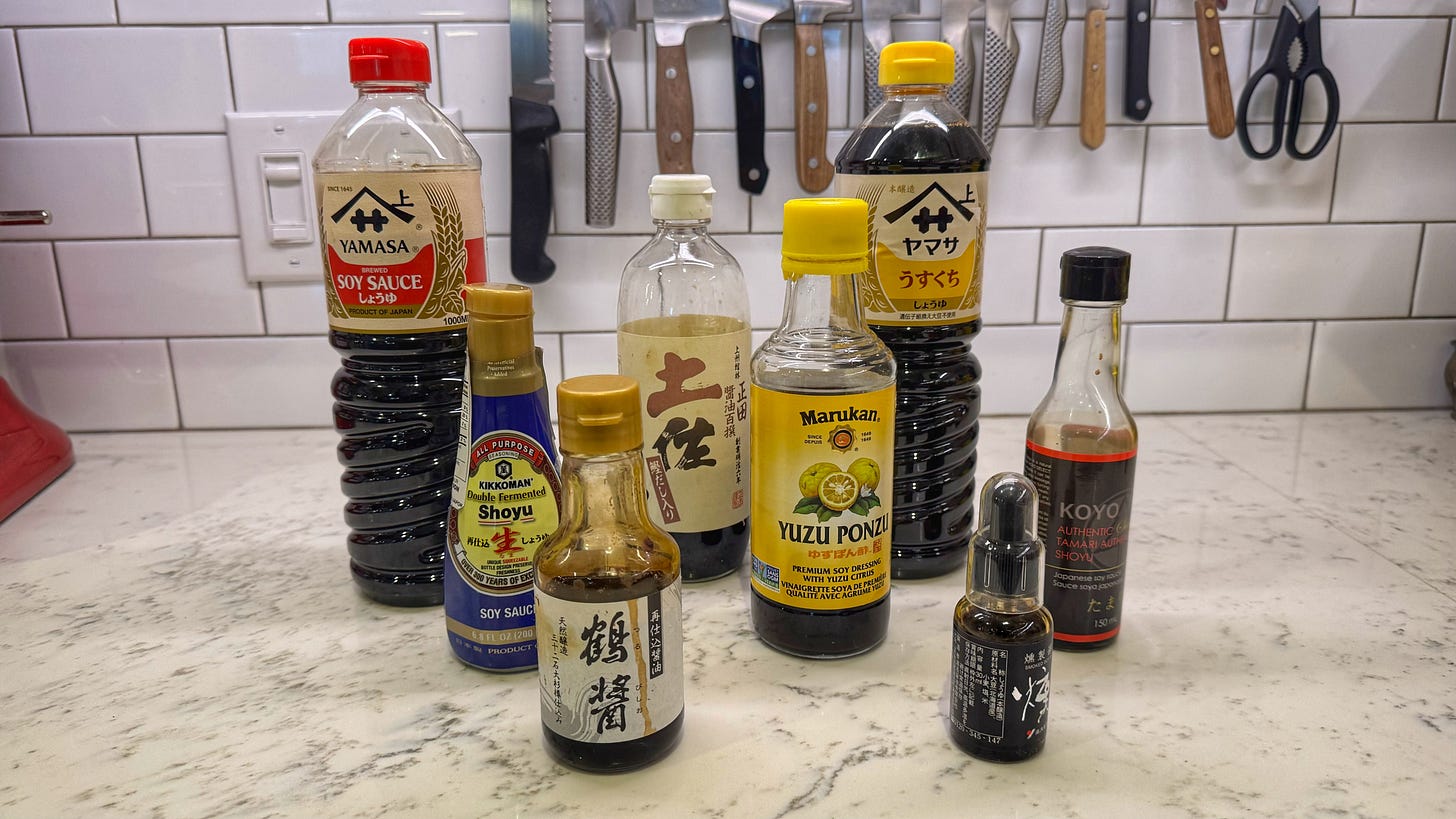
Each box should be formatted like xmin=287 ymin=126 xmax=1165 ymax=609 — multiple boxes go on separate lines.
xmin=314 ymin=38 xmax=487 ymax=606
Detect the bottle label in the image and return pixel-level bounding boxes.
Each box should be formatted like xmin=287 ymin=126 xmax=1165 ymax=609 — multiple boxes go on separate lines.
xmin=1024 ymin=441 xmax=1137 ymax=644
xmin=837 ymin=171 xmax=987 ymax=327
xmin=316 ymin=169 xmax=486 ymax=334
xmin=748 ymin=385 xmax=894 ymax=611
xmin=618 ymin=316 xmax=751 ymax=533
xmin=949 ymin=626 xmax=1052 ymax=748
xmin=536 ymin=582 xmax=684 ymax=743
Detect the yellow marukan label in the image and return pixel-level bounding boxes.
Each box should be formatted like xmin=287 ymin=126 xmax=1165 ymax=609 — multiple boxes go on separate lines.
xmin=449 ymin=430 xmax=562 ymax=593
xmin=749 ymin=384 xmax=894 ymax=611
xmin=838 ymin=171 xmax=986 ymax=327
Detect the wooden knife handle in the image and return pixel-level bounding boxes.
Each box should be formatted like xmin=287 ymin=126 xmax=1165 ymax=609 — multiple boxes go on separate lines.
xmin=1080 ymin=8 xmax=1107 ymax=150
xmin=655 ymin=43 xmax=695 ymax=174
xmin=1195 ymin=0 xmax=1236 ymax=139
xmin=795 ymin=23 xmax=833 ymax=193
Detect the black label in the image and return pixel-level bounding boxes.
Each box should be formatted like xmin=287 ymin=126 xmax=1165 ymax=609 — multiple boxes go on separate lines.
xmin=1024 ymin=443 xmax=1136 ymax=644
xmin=949 ymin=626 xmax=1052 ymax=751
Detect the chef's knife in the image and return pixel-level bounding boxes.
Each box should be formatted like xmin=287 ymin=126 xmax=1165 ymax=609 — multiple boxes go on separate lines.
xmin=654 ymin=0 xmax=726 ymax=174
xmin=510 ymin=0 xmax=558 ymax=281
xmin=941 ymin=0 xmax=975 ymax=118
xmin=1080 ymin=0 xmax=1108 ymax=149
xmin=1124 ymin=0 xmax=1152 ymax=120
xmin=862 ymin=0 xmax=919 ymax=113
xmin=729 ymin=0 xmax=791 ymax=193
xmin=980 ymin=0 xmax=1018 ymax=150
xmin=1033 ymin=0 xmax=1067 ymax=127
xmin=793 ymin=0 xmax=851 ymax=193
xmin=1194 ymin=0 xmax=1235 ymax=138
xmin=585 ymin=0 xmax=636 ymax=227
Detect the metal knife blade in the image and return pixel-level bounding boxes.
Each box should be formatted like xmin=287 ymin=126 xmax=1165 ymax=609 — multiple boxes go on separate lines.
xmin=654 ymin=0 xmax=727 ymax=174
xmin=862 ymin=0 xmax=920 ymax=112
xmin=793 ymin=0 xmax=851 ymax=192
xmin=1080 ymin=0 xmax=1109 ymax=149
xmin=1123 ymin=0 xmax=1151 ymax=121
xmin=980 ymin=0 xmax=1018 ymax=150
xmin=1033 ymin=0 xmax=1067 ymax=127
xmin=585 ymin=0 xmax=635 ymax=227
xmin=729 ymin=0 xmax=792 ymax=193
xmin=941 ymin=0 xmax=974 ymax=118
xmin=510 ymin=0 xmax=558 ymax=281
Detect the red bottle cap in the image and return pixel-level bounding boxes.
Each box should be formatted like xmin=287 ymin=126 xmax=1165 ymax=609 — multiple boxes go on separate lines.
xmin=348 ymin=38 xmax=431 ymax=84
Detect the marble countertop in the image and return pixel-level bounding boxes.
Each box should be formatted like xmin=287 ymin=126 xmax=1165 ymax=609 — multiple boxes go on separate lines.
xmin=2 ymin=412 xmax=1453 ymax=819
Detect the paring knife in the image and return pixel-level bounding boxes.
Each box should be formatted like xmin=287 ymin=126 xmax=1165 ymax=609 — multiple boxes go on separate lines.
xmin=980 ymin=0 xmax=1018 ymax=150
xmin=1124 ymin=0 xmax=1152 ymax=120
xmin=941 ymin=0 xmax=975 ymax=119
xmin=729 ymin=0 xmax=791 ymax=194
xmin=862 ymin=0 xmax=919 ymax=113
xmin=1194 ymin=0 xmax=1235 ymax=138
xmin=585 ymin=0 xmax=636 ymax=227
xmin=1033 ymin=0 xmax=1067 ymax=127
xmin=654 ymin=0 xmax=726 ymax=174
xmin=1080 ymin=0 xmax=1109 ymax=149
xmin=792 ymin=0 xmax=851 ymax=193
xmin=510 ymin=0 xmax=559 ymax=282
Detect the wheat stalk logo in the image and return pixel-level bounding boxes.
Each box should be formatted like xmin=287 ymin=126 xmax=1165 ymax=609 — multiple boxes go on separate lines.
xmin=418 ymin=182 xmax=467 ymax=320
xmin=857 ymin=184 xmax=896 ymax=315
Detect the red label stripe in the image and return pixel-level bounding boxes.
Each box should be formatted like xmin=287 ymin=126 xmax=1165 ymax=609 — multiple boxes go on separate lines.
xmin=1055 ymin=626 xmax=1121 ymax=643
xmin=1026 ymin=440 xmax=1137 ymax=463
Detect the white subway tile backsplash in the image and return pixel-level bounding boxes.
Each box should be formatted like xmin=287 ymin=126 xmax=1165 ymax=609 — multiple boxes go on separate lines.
xmin=1141 ymin=126 xmax=1339 ymax=225
xmin=438 ymin=25 xmax=512 ymax=130
xmin=0 ymin=243 xmax=66 ymax=340
xmin=0 ymin=1 xmax=115 ymax=26
xmin=18 ymin=28 xmax=232 ymax=134
xmin=1038 ymin=227 xmax=1233 ymax=323
xmin=561 ymin=331 xmax=619 ymax=380
xmin=0 ymin=31 xmax=26 ymax=136
xmin=1154 ymin=0 xmax=1354 ymax=17
xmin=464 ymin=132 xmax=511 ymax=237
xmin=119 ymin=0 xmax=327 ymax=24
xmin=749 ymin=129 xmax=853 ymax=233
xmin=0 ymin=137 xmax=148 ymax=240
xmin=138 ymin=136 xmax=240 ymax=237
xmin=1332 ymin=124 xmax=1456 ymax=222
xmin=330 ymin=0 xmax=508 ymax=22
xmin=260 ymin=282 xmax=329 ymax=335
xmin=982 ymin=229 xmax=1042 ymax=326
xmin=1353 ymin=0 xmax=1456 ymax=15
xmin=228 ymin=25 xmax=440 ymax=113
xmin=0 ymin=340 xmax=177 ymax=431
xmin=55 ymin=240 xmax=265 ymax=338
xmin=1143 ymin=20 xmax=1255 ymax=127
xmin=487 ymin=234 xmax=647 ymax=331
xmin=1442 ymin=26 xmax=1456 ymax=121
xmin=1306 ymin=318 xmax=1456 ymax=409
xmin=973 ymin=325 xmax=1060 ymax=416
xmin=1227 ymin=224 xmax=1422 ymax=320
xmin=170 ymin=337 xmax=337 ymax=428
xmin=1414 ymin=224 xmax=1456 ymax=318
xmin=1124 ymin=322 xmax=1313 ymax=412
xmin=716 ymin=233 xmax=789 ymax=330
xmin=989 ymin=127 xmax=1145 ymax=228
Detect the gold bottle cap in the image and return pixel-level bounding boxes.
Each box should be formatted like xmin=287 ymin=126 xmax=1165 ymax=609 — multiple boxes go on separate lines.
xmin=557 ymin=374 xmax=643 ymax=456
xmin=781 ymin=197 xmax=870 ymax=278
xmin=464 ymin=282 xmax=534 ymax=363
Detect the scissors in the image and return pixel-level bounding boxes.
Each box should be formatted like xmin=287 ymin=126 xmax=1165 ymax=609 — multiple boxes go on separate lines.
xmin=1235 ymin=0 xmax=1339 ymax=160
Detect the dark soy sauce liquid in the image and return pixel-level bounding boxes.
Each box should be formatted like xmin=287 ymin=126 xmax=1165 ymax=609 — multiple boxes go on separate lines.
xmin=750 ymin=591 xmax=890 ymax=659
xmin=949 ymin=606 xmax=1052 ymax=762
xmin=837 ymin=115 xmax=990 ymax=580
xmin=332 ymin=327 xmax=465 ymax=606
xmin=675 ymin=519 xmax=749 ymax=582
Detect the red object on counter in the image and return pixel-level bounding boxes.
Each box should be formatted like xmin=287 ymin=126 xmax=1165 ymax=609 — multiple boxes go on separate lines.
xmin=0 ymin=378 xmax=73 ymax=523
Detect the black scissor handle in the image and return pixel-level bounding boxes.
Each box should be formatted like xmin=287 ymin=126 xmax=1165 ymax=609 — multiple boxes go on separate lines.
xmin=1285 ymin=10 xmax=1339 ymax=160
xmin=1236 ymin=5 xmax=1301 ymax=161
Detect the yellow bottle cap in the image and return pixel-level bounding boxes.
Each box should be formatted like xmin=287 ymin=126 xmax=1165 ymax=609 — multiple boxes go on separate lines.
xmin=879 ymin=41 xmax=955 ymax=87
xmin=557 ymin=374 xmax=643 ymax=456
xmin=781 ymin=197 xmax=870 ymax=278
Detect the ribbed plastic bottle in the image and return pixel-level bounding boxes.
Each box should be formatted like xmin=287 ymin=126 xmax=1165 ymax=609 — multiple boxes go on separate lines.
xmin=835 ymin=41 xmax=990 ymax=580
xmin=314 ymin=38 xmax=487 ymax=606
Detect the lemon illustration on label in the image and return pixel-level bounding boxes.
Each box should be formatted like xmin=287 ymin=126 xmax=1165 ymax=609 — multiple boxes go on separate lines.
xmin=798 ymin=462 xmax=841 ymax=499
xmin=847 ymin=457 xmax=880 ymax=492
xmin=793 ymin=459 xmax=883 ymax=523
xmin=818 ymin=472 xmax=860 ymax=511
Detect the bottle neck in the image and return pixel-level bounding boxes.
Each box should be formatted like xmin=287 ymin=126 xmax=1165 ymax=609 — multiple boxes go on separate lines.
xmin=967 ymin=589 xmax=1042 ymax=615
xmin=651 ymin=219 xmax=712 ymax=241
xmin=1050 ymin=299 xmax=1124 ymax=395
xmin=779 ymin=272 xmax=869 ymax=336
xmin=885 ymin=84 xmax=947 ymax=99
xmin=559 ymin=449 xmax=652 ymax=535
xmin=354 ymin=80 xmax=429 ymax=97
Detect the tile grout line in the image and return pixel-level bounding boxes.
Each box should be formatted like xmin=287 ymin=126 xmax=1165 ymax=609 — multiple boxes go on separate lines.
xmin=49 ymin=241 xmax=73 ymax=340
xmin=1409 ymin=222 xmax=1426 ymax=318
xmin=1223 ymin=226 xmax=1240 ymax=322
xmin=9 ymin=28 xmax=32 ymax=134
xmin=163 ymin=338 xmax=184 ymax=430
xmin=133 ymin=136 xmax=153 ymax=237
xmin=1299 ymin=320 xmax=1318 ymax=410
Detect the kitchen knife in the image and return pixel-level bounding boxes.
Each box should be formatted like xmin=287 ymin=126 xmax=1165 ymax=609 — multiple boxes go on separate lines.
xmin=1124 ymin=0 xmax=1152 ymax=121
xmin=1080 ymin=0 xmax=1109 ymax=149
xmin=729 ymin=0 xmax=791 ymax=193
xmin=1194 ymin=0 xmax=1235 ymax=138
xmin=862 ymin=0 xmax=920 ymax=113
xmin=1033 ymin=0 xmax=1068 ymax=127
xmin=941 ymin=0 xmax=975 ymax=118
xmin=585 ymin=0 xmax=636 ymax=227
xmin=654 ymin=0 xmax=726 ymax=174
xmin=510 ymin=0 xmax=559 ymax=282
xmin=793 ymin=0 xmax=851 ymax=193
xmin=980 ymin=0 xmax=1018 ymax=150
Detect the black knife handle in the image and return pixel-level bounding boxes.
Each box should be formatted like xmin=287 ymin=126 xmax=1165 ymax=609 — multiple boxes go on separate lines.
xmin=731 ymin=35 xmax=769 ymax=194
xmin=509 ymin=95 xmax=558 ymax=283
xmin=1124 ymin=0 xmax=1152 ymax=121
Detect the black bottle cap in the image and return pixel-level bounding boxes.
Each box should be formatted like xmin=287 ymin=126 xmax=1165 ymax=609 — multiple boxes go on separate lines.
xmin=1060 ymin=246 xmax=1131 ymax=303
xmin=971 ymin=473 xmax=1043 ymax=598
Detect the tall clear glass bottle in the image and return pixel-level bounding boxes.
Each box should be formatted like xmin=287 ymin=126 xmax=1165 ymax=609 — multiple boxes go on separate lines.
xmin=534 ymin=375 xmax=684 ymax=772
xmin=1024 ymin=247 xmax=1137 ymax=651
xmin=836 ymin=41 xmax=990 ymax=581
xmin=314 ymin=38 xmax=487 ymax=606
xmin=617 ymin=175 xmax=752 ymax=582
xmin=750 ymin=198 xmax=897 ymax=659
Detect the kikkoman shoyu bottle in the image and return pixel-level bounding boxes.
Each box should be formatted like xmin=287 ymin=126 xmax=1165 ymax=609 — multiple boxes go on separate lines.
xmin=1024 ymin=247 xmax=1137 ymax=651
xmin=314 ymin=38 xmax=487 ymax=606
xmin=534 ymin=375 xmax=684 ymax=772
xmin=750 ymin=198 xmax=897 ymax=659
xmin=618 ymin=174 xmax=751 ymax=582
xmin=836 ymin=41 xmax=989 ymax=580
xmin=445 ymin=284 xmax=560 ymax=671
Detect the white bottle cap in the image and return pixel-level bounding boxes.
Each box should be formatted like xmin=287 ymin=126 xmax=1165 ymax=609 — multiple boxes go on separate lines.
xmin=649 ymin=174 xmax=714 ymax=221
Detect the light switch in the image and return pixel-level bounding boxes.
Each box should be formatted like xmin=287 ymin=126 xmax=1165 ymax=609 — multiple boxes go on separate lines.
xmin=261 ymin=152 xmax=311 ymax=244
